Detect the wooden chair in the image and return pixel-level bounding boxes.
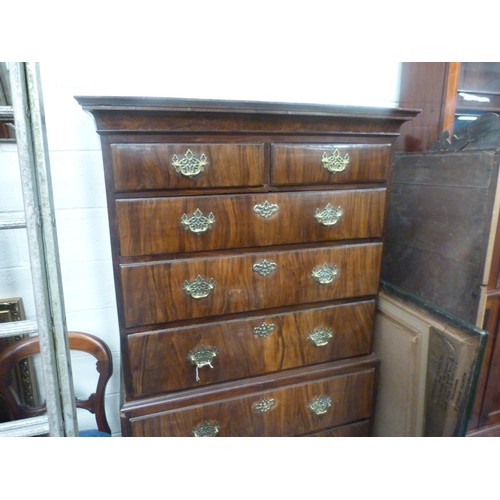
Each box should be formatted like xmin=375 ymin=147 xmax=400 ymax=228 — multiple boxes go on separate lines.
xmin=0 ymin=331 xmax=113 ymax=436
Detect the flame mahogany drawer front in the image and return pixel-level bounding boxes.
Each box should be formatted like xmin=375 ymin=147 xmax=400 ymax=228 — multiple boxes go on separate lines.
xmin=110 ymin=143 xmax=266 ymax=191
xmin=125 ymin=359 xmax=377 ymax=437
xmin=271 ymin=143 xmax=392 ymax=186
xmin=77 ymin=96 xmax=417 ymax=436
xmin=125 ymin=300 xmax=375 ymax=398
xmin=305 ymin=420 xmax=371 ymax=437
xmin=116 ymin=189 xmax=386 ymax=257
xmin=120 ymin=242 xmax=382 ymax=328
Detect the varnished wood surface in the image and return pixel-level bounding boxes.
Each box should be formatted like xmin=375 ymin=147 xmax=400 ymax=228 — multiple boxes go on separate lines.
xmin=76 ymin=98 xmax=414 ymax=436
xmin=111 ymin=143 xmax=265 ymax=191
xmin=75 ymin=96 xmax=420 ymax=136
xmin=125 ymin=300 xmax=375 ymax=398
xmin=116 ymin=189 xmax=386 ymax=257
xmin=395 ymin=62 xmax=454 ymax=152
xmin=473 ymin=294 xmax=500 ymax=429
xmin=126 ymin=363 xmax=376 ymax=437
xmin=121 ymin=242 xmax=383 ymax=328
xmin=304 ymin=419 xmax=370 ymax=436
xmin=271 ymin=143 xmax=391 ymax=186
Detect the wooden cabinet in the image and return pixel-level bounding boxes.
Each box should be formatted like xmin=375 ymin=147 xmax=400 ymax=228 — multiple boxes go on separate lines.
xmin=77 ymin=97 xmax=416 ymax=437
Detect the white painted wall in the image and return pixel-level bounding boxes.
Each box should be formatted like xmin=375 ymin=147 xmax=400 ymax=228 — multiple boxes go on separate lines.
xmin=1 ymin=61 xmax=402 ymax=435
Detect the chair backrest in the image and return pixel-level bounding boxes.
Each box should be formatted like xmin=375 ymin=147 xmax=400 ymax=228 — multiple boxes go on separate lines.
xmin=0 ymin=331 xmax=113 ymax=434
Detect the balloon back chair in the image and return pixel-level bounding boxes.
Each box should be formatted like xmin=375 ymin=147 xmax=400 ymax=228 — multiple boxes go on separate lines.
xmin=0 ymin=331 xmax=113 ymax=436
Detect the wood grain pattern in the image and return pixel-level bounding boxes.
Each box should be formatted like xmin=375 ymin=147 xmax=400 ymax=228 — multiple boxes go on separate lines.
xmin=120 ymin=242 xmax=383 ymax=328
xmin=116 ymin=189 xmax=386 ymax=257
xmin=127 ymin=365 xmax=376 ymax=436
xmin=110 ymin=143 xmax=265 ymax=191
xmin=76 ymin=98 xmax=414 ymax=436
xmin=125 ymin=300 xmax=375 ymax=397
xmin=272 ymin=143 xmax=391 ymax=186
xmin=304 ymin=419 xmax=370 ymax=436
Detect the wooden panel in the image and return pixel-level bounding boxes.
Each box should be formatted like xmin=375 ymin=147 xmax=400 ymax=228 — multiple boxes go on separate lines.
xmin=382 ymin=151 xmax=499 ymax=325
xmin=271 ymin=143 xmax=391 ymax=186
xmin=125 ymin=300 xmax=375 ymax=398
xmin=395 ymin=62 xmax=458 ymax=152
xmin=127 ymin=366 xmax=376 ymax=436
xmin=116 ymin=189 xmax=386 ymax=257
xmin=110 ymin=143 xmax=265 ymax=191
xmin=476 ymin=294 xmax=500 ymax=429
xmin=121 ymin=242 xmax=383 ymax=328
xmin=305 ymin=419 xmax=370 ymax=436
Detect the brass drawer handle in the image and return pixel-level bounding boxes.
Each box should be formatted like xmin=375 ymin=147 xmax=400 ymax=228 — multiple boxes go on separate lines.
xmin=192 ymin=420 xmax=220 ymax=437
xmin=171 ymin=149 xmax=208 ymax=178
xmin=252 ymin=398 xmax=277 ymax=413
xmin=321 ymin=149 xmax=350 ymax=174
xmin=253 ymin=259 xmax=277 ymax=277
xmin=254 ymin=200 xmax=279 ymax=219
xmin=315 ymin=203 xmax=344 ymax=226
xmin=253 ymin=322 xmax=276 ymax=338
xmin=187 ymin=345 xmax=218 ymax=382
xmin=183 ymin=275 xmax=216 ymax=299
xmin=181 ymin=208 xmax=215 ymax=234
xmin=308 ymin=395 xmax=333 ymax=415
xmin=311 ymin=263 xmax=338 ymax=285
xmin=308 ymin=327 xmax=334 ymax=347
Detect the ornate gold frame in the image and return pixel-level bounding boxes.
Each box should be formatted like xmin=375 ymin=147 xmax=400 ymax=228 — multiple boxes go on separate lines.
xmin=0 ymin=297 xmax=39 ymax=421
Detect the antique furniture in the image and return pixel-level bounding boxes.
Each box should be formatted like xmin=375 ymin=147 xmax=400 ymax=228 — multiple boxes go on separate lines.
xmin=0 ymin=331 xmax=113 ymax=436
xmin=77 ymin=97 xmax=417 ymax=437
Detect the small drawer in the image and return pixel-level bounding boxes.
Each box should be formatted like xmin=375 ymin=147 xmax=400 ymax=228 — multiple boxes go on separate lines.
xmin=116 ymin=189 xmax=386 ymax=257
xmin=271 ymin=143 xmax=391 ymax=186
xmin=125 ymin=300 xmax=375 ymax=398
xmin=110 ymin=143 xmax=265 ymax=191
xmin=125 ymin=360 xmax=377 ymax=436
xmin=120 ymin=242 xmax=383 ymax=328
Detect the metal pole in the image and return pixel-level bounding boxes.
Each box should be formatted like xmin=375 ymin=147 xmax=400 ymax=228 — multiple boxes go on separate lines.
xmin=8 ymin=62 xmax=78 ymax=436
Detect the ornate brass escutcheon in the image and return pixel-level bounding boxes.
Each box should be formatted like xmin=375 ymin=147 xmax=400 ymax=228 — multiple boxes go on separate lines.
xmin=311 ymin=263 xmax=339 ymax=285
xmin=253 ymin=259 xmax=277 ymax=277
xmin=192 ymin=420 xmax=221 ymax=437
xmin=315 ymin=203 xmax=344 ymax=226
xmin=187 ymin=345 xmax=218 ymax=382
xmin=253 ymin=322 xmax=277 ymax=338
xmin=181 ymin=208 xmax=215 ymax=234
xmin=254 ymin=200 xmax=279 ymax=219
xmin=252 ymin=398 xmax=277 ymax=413
xmin=171 ymin=149 xmax=208 ymax=178
xmin=308 ymin=395 xmax=333 ymax=415
xmin=321 ymin=149 xmax=350 ymax=174
xmin=183 ymin=275 xmax=216 ymax=299
xmin=308 ymin=327 xmax=334 ymax=347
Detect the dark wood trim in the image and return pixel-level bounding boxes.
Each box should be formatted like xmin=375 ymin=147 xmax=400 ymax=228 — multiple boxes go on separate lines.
xmin=395 ymin=62 xmax=460 ymax=152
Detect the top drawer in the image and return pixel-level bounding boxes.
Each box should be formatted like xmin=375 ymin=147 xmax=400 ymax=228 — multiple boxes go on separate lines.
xmin=110 ymin=143 xmax=265 ymax=191
xmin=271 ymin=143 xmax=391 ymax=186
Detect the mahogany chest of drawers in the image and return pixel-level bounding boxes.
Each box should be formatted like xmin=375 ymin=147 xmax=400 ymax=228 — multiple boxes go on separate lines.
xmin=77 ymin=97 xmax=417 ymax=437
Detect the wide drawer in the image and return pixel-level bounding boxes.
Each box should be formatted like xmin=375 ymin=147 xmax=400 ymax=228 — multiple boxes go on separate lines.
xmin=110 ymin=143 xmax=265 ymax=191
xmin=124 ymin=358 xmax=377 ymax=436
xmin=271 ymin=143 xmax=391 ymax=186
xmin=304 ymin=419 xmax=371 ymax=436
xmin=120 ymin=242 xmax=383 ymax=328
xmin=116 ymin=189 xmax=386 ymax=257
xmin=125 ymin=300 xmax=375 ymax=398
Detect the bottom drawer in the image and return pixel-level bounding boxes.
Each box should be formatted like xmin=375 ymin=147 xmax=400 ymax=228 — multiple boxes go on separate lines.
xmin=304 ymin=419 xmax=371 ymax=437
xmin=123 ymin=356 xmax=378 ymax=437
